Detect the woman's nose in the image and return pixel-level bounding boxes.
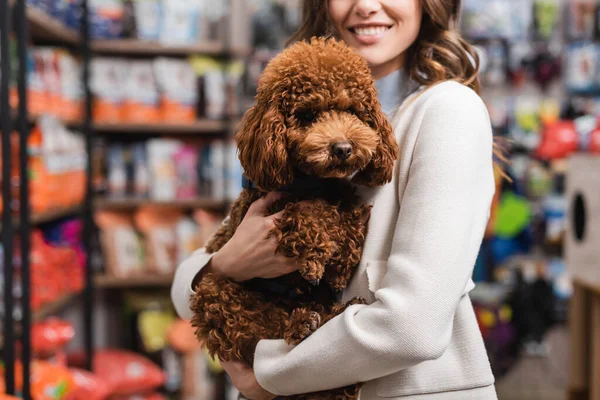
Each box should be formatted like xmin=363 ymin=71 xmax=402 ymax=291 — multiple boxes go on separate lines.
xmin=354 ymin=0 xmax=383 ymax=17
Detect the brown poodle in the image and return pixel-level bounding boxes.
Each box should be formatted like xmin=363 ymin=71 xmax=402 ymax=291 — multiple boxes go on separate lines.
xmin=190 ymin=37 xmax=398 ymax=400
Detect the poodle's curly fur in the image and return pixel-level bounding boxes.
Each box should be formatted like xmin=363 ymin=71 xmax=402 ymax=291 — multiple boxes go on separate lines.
xmin=190 ymin=38 xmax=398 ymax=400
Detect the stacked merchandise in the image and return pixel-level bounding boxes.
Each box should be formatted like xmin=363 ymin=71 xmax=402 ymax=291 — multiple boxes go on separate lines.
xmin=95 ymin=207 xmax=222 ymax=279
xmin=460 ymin=0 xmax=600 ymax=375
xmin=0 ymin=217 xmax=85 ymax=319
xmin=120 ymin=294 xmax=229 ymax=400
xmin=0 ymin=117 xmax=85 ymax=216
xmin=0 ymin=317 xmax=172 ymax=399
xmin=25 ymin=0 xmax=250 ymax=46
xmin=99 ymin=139 xmax=242 ymax=202
xmin=6 ymin=45 xmax=83 ymax=123
xmin=91 ymin=57 xmax=244 ymax=124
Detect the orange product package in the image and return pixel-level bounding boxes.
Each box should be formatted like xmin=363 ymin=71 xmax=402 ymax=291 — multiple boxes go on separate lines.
xmin=122 ymin=61 xmax=161 ymax=124
xmin=167 ymin=319 xmax=202 ymax=354
xmin=154 ymin=58 xmax=197 ymax=123
xmin=134 ymin=207 xmax=184 ymax=275
xmin=0 ymin=361 xmax=75 ymax=400
xmin=55 ymin=50 xmax=83 ymax=123
xmin=91 ymin=58 xmax=126 ymax=123
xmin=95 ymin=211 xmax=145 ymax=278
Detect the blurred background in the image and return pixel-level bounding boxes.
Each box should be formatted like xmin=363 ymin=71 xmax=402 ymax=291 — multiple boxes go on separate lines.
xmin=1 ymin=0 xmax=600 ymax=399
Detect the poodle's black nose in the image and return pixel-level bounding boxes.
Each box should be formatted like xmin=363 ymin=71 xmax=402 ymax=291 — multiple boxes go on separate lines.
xmin=332 ymin=141 xmax=352 ymax=160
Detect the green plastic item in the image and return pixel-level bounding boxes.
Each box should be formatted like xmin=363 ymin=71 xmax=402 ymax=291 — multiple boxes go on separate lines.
xmin=494 ymin=191 xmax=532 ymax=238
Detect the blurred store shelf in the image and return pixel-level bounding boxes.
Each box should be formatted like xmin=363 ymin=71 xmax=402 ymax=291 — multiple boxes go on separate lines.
xmin=1 ymin=205 xmax=81 ymax=231
xmin=10 ymin=108 xmax=82 ymax=128
xmin=93 ymin=120 xmax=239 ymax=135
xmin=94 ymin=197 xmax=228 ymax=210
xmin=27 ymin=7 xmax=80 ymax=45
xmin=30 ymin=206 xmax=81 ymax=224
xmin=91 ymin=39 xmax=252 ymax=57
xmin=95 ymin=274 xmax=174 ymax=288
xmin=33 ymin=292 xmax=80 ymax=321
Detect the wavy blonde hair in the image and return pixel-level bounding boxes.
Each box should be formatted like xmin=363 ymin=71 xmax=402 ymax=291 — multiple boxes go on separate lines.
xmin=288 ymin=0 xmax=480 ymax=93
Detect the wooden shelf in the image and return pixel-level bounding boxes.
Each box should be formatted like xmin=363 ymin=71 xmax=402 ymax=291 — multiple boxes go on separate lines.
xmin=33 ymin=292 xmax=80 ymax=321
xmin=93 ymin=119 xmax=238 ymax=135
xmin=95 ymin=274 xmax=174 ymax=288
xmin=27 ymin=7 xmax=80 ymax=45
xmin=94 ymin=197 xmax=227 ymax=210
xmin=91 ymin=39 xmax=251 ymax=57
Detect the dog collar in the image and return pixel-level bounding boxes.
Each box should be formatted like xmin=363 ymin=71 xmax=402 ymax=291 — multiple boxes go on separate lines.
xmin=241 ymin=173 xmax=340 ymax=193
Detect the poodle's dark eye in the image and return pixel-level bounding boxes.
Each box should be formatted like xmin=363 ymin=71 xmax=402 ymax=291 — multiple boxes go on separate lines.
xmin=347 ymin=107 xmax=359 ymax=116
xmin=296 ymin=110 xmax=317 ymax=125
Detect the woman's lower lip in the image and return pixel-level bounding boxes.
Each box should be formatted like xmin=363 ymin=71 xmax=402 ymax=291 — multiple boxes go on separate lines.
xmin=350 ymin=28 xmax=389 ymax=45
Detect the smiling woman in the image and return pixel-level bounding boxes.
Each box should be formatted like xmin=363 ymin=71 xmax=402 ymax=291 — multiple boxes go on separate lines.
xmin=328 ymin=0 xmax=422 ymax=78
xmin=289 ymin=0 xmax=480 ymax=91
xmin=172 ymin=1 xmax=498 ymax=399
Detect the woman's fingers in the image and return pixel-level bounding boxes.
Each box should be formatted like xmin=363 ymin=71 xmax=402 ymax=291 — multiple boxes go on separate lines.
xmin=247 ymin=192 xmax=284 ymax=217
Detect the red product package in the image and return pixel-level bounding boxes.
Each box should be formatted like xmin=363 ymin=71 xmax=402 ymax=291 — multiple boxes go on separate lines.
xmin=65 ymin=369 xmax=111 ymax=400
xmin=536 ymin=120 xmax=579 ymax=160
xmin=86 ymin=350 xmax=166 ymax=395
xmin=111 ymin=394 xmax=167 ymax=400
xmin=32 ymin=319 xmax=76 ymax=356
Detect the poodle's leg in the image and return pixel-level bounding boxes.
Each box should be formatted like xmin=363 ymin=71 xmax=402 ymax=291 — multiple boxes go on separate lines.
xmin=325 ymin=204 xmax=372 ymax=292
xmin=322 ymin=297 xmax=367 ymax=324
xmin=190 ymin=273 xmax=288 ymax=366
xmin=283 ymin=298 xmax=366 ymax=346
xmin=283 ymin=304 xmax=325 ymax=345
xmin=273 ymin=200 xmax=346 ymax=284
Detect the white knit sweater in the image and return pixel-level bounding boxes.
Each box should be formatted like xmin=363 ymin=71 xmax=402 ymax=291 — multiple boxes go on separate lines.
xmin=171 ymin=81 xmax=497 ymax=399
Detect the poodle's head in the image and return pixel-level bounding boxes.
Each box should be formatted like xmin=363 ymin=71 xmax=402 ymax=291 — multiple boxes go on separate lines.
xmin=236 ymin=37 xmax=399 ymax=191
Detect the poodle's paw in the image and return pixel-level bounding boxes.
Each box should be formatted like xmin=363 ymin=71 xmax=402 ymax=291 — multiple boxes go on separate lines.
xmin=299 ymin=259 xmax=325 ymax=284
xmin=284 ymin=309 xmax=322 ymax=345
xmin=347 ymin=297 xmax=367 ymax=306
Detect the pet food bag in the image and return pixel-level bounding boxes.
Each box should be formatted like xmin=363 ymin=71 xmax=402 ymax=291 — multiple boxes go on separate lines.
xmin=95 ymin=211 xmax=145 ymax=277
xmin=91 ymin=350 xmax=166 ymax=395
xmin=190 ymin=56 xmax=226 ymax=120
xmin=91 ymin=58 xmax=127 ymax=123
xmin=154 ymin=58 xmax=197 ymax=123
xmin=131 ymin=0 xmax=161 ymax=41
xmin=65 ymin=369 xmax=111 ymax=400
xmin=159 ymin=0 xmax=203 ymax=45
xmin=133 ymin=207 xmax=183 ymax=274
xmin=123 ymin=61 xmax=161 ymax=123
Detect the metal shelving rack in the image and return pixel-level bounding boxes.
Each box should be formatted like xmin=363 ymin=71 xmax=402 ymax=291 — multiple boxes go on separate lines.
xmin=1 ymin=0 xmax=247 ymax=396
xmin=1 ymin=0 xmax=95 ymax=396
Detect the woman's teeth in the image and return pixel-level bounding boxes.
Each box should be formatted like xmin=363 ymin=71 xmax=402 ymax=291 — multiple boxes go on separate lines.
xmin=353 ymin=26 xmax=389 ymax=36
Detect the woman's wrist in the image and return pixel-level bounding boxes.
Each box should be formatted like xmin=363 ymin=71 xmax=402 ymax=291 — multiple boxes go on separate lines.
xmin=210 ymin=250 xmax=229 ymax=278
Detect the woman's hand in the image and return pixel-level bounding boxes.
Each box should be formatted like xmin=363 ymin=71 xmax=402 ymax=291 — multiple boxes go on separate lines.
xmin=221 ymin=361 xmax=276 ymax=400
xmin=211 ymin=192 xmax=298 ymax=282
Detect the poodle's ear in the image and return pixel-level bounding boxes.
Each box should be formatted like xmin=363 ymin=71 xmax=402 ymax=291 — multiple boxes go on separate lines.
xmin=352 ymin=107 xmax=399 ymax=187
xmin=236 ymin=104 xmax=293 ymax=191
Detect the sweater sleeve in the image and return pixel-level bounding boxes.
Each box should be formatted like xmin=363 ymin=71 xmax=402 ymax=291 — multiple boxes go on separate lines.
xmin=170 ymin=247 xmax=214 ymax=320
xmin=253 ymin=86 xmax=496 ymax=396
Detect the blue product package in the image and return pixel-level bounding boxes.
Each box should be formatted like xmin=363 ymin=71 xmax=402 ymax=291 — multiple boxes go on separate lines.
xmin=89 ymin=0 xmax=124 ymax=39
xmin=64 ymin=0 xmax=83 ymax=31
